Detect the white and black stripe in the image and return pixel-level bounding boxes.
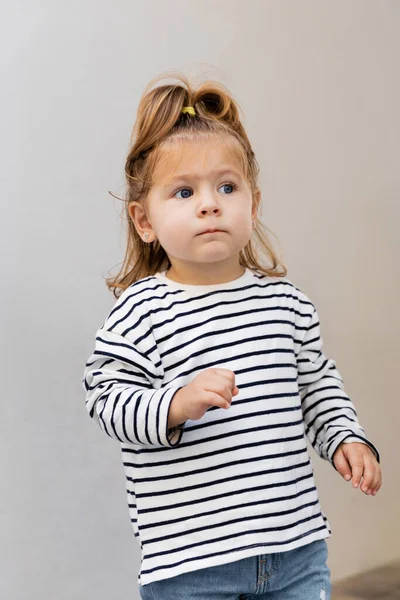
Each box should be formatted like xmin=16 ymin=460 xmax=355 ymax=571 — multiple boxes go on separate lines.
xmin=82 ymin=268 xmax=379 ymax=586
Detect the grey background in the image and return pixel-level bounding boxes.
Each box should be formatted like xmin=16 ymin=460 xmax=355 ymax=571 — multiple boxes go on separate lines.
xmin=1 ymin=1 xmax=399 ymax=598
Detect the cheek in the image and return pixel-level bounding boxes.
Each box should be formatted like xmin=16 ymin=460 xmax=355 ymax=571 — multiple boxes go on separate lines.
xmin=162 ymin=212 xmax=187 ymax=233
xmin=169 ymin=205 xmax=192 ymax=227
xmin=233 ymin=211 xmax=252 ymax=232
xmin=156 ymin=212 xmax=190 ymax=247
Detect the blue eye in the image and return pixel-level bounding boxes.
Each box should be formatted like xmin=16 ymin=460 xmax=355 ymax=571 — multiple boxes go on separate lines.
xmin=175 ymin=188 xmax=192 ymax=199
xmin=174 ymin=182 xmax=238 ymax=199
xmin=220 ymin=183 xmax=237 ymax=194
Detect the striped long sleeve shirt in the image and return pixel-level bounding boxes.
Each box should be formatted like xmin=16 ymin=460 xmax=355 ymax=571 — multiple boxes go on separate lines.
xmin=82 ymin=267 xmax=380 ymax=587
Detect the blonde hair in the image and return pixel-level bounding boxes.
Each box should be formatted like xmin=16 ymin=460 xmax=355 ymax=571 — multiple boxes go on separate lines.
xmin=106 ymin=71 xmax=287 ymax=299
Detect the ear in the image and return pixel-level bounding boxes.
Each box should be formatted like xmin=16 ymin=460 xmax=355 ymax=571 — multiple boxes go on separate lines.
xmin=128 ymin=201 xmax=155 ymax=241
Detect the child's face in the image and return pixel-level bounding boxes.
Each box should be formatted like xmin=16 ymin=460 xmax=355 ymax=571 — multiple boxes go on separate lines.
xmin=133 ymin=137 xmax=258 ymax=274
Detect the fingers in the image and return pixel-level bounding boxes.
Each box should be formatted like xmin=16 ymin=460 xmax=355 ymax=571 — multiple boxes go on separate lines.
xmin=350 ymin=462 xmax=364 ymax=488
xmin=360 ymin=459 xmax=375 ymax=494
xmin=366 ymin=469 xmax=383 ymax=496
xmin=333 ymin=447 xmax=352 ymax=481
xmin=372 ymin=475 xmax=383 ymax=496
xmin=214 ymin=372 xmax=238 ymax=402
xmin=339 ymin=443 xmax=382 ymax=496
xmin=339 ymin=446 xmax=365 ymax=489
xmin=213 ymin=369 xmax=237 ymax=393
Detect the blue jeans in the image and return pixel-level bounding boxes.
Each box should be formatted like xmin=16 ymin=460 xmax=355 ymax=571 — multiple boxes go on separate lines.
xmin=139 ymin=538 xmax=331 ymax=599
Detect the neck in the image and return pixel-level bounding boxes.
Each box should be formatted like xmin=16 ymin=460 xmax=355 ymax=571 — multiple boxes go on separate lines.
xmin=165 ymin=262 xmax=246 ymax=285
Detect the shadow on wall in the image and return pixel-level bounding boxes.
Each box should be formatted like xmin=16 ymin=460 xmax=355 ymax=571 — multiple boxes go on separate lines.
xmin=332 ymin=559 xmax=400 ymax=599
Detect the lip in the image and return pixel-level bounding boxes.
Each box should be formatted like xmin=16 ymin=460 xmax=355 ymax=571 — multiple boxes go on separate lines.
xmin=199 ymin=229 xmax=225 ymax=235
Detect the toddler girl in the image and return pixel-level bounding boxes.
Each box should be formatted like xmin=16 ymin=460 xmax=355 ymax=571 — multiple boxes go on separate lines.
xmin=82 ymin=72 xmax=382 ymax=600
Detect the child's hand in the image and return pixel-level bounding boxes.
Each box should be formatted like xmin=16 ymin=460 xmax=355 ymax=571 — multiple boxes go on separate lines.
xmin=333 ymin=442 xmax=382 ymax=496
xmin=178 ymin=368 xmax=239 ymax=422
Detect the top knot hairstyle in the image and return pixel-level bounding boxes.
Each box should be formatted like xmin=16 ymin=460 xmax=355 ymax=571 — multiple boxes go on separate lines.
xmin=106 ymin=71 xmax=287 ymax=298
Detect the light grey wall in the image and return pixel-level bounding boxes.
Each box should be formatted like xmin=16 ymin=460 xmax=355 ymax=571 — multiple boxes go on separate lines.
xmin=1 ymin=1 xmax=399 ymax=598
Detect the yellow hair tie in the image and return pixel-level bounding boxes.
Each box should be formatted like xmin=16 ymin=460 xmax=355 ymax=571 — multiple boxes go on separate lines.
xmin=181 ymin=106 xmax=196 ymax=116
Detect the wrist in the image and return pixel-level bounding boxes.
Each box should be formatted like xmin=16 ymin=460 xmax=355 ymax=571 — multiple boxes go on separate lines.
xmin=168 ymin=388 xmax=188 ymax=429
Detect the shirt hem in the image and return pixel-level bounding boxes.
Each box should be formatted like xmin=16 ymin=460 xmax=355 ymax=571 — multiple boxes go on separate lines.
xmin=137 ymin=527 xmax=331 ymax=587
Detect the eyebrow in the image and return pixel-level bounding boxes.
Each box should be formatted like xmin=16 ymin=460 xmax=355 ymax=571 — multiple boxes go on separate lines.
xmin=160 ymin=168 xmax=242 ymax=188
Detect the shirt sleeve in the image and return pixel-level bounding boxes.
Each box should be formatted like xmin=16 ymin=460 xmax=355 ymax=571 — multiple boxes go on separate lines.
xmin=82 ymin=327 xmax=185 ymax=448
xmin=296 ymin=301 xmax=380 ymax=468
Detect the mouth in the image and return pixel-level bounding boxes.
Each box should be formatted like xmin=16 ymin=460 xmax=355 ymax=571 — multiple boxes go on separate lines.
xmin=199 ymin=229 xmax=225 ymax=235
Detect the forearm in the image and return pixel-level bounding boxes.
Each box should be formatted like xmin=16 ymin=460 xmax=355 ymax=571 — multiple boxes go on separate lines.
xmin=83 ymin=329 xmax=186 ymax=447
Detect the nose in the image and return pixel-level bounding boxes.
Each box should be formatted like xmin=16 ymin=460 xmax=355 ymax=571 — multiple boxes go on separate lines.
xmin=197 ymin=193 xmax=222 ymax=217
xmin=200 ymin=207 xmax=221 ymax=217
